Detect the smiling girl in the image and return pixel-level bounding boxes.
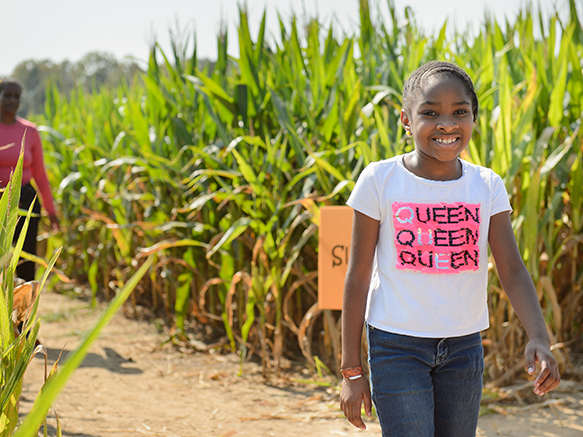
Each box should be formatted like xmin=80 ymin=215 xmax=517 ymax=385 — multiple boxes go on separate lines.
xmin=339 ymin=61 xmax=560 ymax=436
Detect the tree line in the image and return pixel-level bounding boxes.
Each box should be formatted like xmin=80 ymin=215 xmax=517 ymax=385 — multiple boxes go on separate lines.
xmin=7 ymin=52 xmax=143 ymax=116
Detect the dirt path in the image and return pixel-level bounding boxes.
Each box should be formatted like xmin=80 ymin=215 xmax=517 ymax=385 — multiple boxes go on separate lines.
xmin=20 ymin=292 xmax=583 ymax=437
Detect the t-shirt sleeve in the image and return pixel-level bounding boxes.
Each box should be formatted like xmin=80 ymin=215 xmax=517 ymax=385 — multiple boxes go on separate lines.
xmin=346 ymin=163 xmax=381 ymax=221
xmin=490 ymin=171 xmax=512 ymax=216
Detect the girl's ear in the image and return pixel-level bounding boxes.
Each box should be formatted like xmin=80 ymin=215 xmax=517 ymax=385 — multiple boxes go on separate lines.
xmin=400 ymin=109 xmax=411 ymax=133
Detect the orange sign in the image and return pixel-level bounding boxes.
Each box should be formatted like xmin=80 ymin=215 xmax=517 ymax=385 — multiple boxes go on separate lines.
xmin=318 ymin=206 xmax=353 ymax=310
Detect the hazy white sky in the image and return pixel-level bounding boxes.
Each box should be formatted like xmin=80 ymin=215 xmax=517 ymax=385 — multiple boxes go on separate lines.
xmin=2 ymin=0 xmax=569 ymax=75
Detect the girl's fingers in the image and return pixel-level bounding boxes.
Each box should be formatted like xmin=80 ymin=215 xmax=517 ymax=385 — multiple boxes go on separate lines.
xmin=534 ymin=363 xmax=550 ymax=386
xmin=347 ymin=401 xmax=365 ymax=429
xmin=363 ymin=392 xmax=373 ymax=418
xmin=537 ymin=374 xmax=560 ymax=394
xmin=341 ymin=397 xmax=366 ymax=429
xmin=534 ymin=359 xmax=560 ymax=395
xmin=525 ymin=348 xmax=537 ymax=375
xmin=349 ymin=409 xmax=366 ymax=430
xmin=352 ymin=402 xmax=366 ymax=429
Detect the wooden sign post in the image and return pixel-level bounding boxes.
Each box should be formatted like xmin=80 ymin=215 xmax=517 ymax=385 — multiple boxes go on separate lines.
xmin=318 ymin=206 xmax=353 ymax=310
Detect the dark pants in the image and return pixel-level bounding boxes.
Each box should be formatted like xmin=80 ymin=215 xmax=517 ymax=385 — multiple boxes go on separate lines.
xmin=15 ymin=183 xmax=41 ymax=281
xmin=368 ymin=326 xmax=484 ymax=437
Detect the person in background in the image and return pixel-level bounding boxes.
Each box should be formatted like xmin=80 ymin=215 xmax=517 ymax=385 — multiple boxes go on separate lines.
xmin=0 ymin=78 xmax=59 ymax=281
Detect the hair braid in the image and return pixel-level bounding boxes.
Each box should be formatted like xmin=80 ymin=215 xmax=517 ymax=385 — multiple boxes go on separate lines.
xmin=402 ymin=61 xmax=479 ymax=122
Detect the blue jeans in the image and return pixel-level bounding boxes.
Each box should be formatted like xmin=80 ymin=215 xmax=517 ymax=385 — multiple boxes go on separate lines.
xmin=368 ymin=325 xmax=484 ymax=437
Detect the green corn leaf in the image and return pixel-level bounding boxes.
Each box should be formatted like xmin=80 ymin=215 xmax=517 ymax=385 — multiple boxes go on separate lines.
xmin=207 ymin=217 xmax=252 ymax=259
xmin=540 ymin=130 xmax=576 ymax=178
xmin=548 ymin=53 xmax=568 ymax=127
xmin=280 ymin=223 xmax=317 ymax=287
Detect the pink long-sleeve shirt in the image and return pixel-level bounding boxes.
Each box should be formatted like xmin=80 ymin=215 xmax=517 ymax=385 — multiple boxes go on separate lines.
xmin=0 ymin=117 xmax=56 ymax=215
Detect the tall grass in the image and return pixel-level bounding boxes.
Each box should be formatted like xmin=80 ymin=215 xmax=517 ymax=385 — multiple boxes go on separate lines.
xmin=35 ymin=0 xmax=583 ymax=382
xmin=0 ymin=146 xmax=62 ymax=435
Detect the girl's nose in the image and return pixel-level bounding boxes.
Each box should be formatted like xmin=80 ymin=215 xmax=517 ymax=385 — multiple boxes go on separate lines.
xmin=437 ymin=117 xmax=458 ymax=132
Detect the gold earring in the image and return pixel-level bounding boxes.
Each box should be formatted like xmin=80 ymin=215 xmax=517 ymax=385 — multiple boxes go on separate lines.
xmin=406 ymin=130 xmax=411 ymax=136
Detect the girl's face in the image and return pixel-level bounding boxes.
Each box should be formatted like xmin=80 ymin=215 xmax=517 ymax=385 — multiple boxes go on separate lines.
xmin=0 ymin=83 xmax=21 ymax=116
xmin=400 ymin=74 xmax=473 ymax=165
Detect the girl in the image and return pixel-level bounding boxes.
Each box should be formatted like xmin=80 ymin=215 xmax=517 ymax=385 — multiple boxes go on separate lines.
xmin=339 ymin=61 xmax=560 ymax=436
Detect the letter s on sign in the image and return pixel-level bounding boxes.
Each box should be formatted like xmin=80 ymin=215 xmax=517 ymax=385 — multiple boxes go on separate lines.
xmin=332 ymin=245 xmax=344 ymax=267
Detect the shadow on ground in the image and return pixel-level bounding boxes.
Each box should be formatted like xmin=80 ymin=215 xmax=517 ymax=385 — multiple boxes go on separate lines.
xmin=34 ymin=346 xmax=142 ymax=375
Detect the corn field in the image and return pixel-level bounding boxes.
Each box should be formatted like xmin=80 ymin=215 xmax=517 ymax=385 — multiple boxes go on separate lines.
xmin=33 ymin=0 xmax=583 ymax=383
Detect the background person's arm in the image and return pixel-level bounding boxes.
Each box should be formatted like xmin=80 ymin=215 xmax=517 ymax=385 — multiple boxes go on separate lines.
xmin=30 ymin=127 xmax=59 ymax=231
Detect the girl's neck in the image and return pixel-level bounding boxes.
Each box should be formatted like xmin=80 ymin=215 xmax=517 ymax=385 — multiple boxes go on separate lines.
xmin=403 ymin=151 xmax=463 ymax=181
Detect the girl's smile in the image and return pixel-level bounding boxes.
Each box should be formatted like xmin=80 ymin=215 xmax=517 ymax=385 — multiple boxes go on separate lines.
xmin=431 ymin=136 xmax=462 ymax=150
xmin=400 ymin=74 xmax=474 ymax=180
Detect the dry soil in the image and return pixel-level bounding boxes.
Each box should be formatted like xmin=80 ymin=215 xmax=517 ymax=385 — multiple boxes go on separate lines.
xmin=20 ymin=291 xmax=583 ymax=437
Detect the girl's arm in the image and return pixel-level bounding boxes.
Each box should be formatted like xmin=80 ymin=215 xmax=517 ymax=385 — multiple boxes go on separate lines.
xmin=340 ymin=210 xmax=379 ymax=429
xmin=488 ymin=211 xmax=560 ymax=395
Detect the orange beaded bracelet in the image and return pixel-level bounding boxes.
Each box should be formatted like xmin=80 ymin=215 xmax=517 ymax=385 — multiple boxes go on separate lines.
xmin=340 ymin=365 xmax=365 ymax=380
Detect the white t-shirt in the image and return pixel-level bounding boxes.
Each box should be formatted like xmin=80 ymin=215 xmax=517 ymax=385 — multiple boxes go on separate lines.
xmin=347 ymin=155 xmax=512 ymax=338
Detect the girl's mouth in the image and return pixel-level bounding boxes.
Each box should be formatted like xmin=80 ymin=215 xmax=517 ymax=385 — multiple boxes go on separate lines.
xmin=433 ymin=137 xmax=460 ymax=146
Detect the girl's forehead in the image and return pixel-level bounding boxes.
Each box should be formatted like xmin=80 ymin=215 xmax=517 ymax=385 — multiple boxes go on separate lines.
xmin=414 ymin=74 xmax=471 ymax=103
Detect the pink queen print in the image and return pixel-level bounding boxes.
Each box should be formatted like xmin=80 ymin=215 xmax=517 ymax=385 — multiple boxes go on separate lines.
xmin=392 ymin=202 xmax=481 ymax=274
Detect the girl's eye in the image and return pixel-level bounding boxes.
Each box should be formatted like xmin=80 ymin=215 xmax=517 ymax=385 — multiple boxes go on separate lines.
xmin=421 ymin=111 xmax=437 ymax=116
xmin=455 ymin=109 xmax=469 ymax=115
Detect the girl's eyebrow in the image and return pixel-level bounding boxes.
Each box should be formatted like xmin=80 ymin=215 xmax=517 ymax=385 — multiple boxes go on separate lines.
xmin=420 ymin=100 xmax=471 ymax=106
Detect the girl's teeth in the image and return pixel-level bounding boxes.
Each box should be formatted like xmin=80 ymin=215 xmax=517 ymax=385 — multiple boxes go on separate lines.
xmin=435 ymin=138 xmax=457 ymax=144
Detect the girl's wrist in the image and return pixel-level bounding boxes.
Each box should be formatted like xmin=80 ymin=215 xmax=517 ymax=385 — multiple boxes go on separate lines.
xmin=527 ymin=335 xmax=551 ymax=346
xmin=340 ymin=365 xmax=365 ymax=381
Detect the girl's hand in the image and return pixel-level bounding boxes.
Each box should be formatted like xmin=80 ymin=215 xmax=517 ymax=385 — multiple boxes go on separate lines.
xmin=340 ymin=377 xmax=372 ymax=430
xmin=525 ymin=339 xmax=560 ymax=396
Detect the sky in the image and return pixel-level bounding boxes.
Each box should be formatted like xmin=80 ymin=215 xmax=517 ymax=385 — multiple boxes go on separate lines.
xmin=1 ymin=0 xmax=570 ymax=76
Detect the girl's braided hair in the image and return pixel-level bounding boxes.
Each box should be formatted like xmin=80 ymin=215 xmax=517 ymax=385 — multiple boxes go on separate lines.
xmin=402 ymin=61 xmax=479 ymax=122
xmin=0 ymin=78 xmax=23 ymax=94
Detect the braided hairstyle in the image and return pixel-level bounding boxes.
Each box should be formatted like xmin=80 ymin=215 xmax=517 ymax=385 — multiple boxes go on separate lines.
xmin=0 ymin=78 xmax=23 ymax=94
xmin=402 ymin=61 xmax=479 ymax=122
